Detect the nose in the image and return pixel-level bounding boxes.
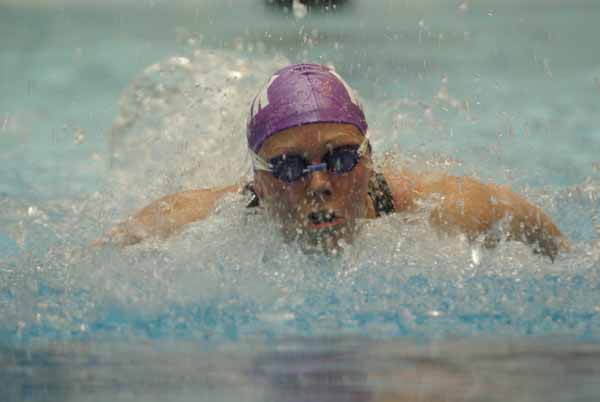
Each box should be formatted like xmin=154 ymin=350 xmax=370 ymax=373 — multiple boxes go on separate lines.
xmin=307 ymin=170 xmax=333 ymax=199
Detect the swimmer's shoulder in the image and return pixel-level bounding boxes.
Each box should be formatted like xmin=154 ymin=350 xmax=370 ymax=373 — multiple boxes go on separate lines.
xmin=96 ymin=184 xmax=239 ymax=247
xmin=380 ymin=168 xmax=431 ymax=212
xmin=141 ymin=185 xmax=239 ymax=217
xmin=381 ymin=167 xmax=496 ymax=211
xmin=382 ymin=167 xmax=490 ymax=204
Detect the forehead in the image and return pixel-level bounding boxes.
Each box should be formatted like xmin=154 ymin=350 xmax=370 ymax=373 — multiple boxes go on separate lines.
xmin=259 ymin=123 xmax=364 ymax=157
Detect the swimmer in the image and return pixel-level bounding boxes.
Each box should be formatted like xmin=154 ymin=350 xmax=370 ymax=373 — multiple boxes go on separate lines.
xmin=97 ymin=63 xmax=569 ymax=260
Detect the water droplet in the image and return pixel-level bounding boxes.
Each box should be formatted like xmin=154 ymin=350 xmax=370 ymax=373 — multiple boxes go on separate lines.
xmin=74 ymin=128 xmax=85 ymax=144
xmin=471 ymin=247 xmax=481 ymax=266
xmin=228 ymin=70 xmax=242 ymax=80
xmin=28 ymin=206 xmax=40 ymax=217
xmin=543 ymin=58 xmax=553 ymax=78
xmin=293 ymin=0 xmax=307 ymax=19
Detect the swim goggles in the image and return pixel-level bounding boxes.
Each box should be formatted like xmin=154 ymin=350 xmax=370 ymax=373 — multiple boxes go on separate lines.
xmin=251 ymin=137 xmax=370 ymax=183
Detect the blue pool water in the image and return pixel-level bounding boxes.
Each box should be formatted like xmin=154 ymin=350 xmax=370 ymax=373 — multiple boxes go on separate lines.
xmin=1 ymin=0 xmax=600 ymax=400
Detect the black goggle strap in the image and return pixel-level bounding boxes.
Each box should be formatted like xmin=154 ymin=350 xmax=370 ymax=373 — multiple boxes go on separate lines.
xmin=250 ymin=135 xmax=370 ymax=173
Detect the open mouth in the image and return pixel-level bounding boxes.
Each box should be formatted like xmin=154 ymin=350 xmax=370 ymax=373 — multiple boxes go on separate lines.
xmin=307 ymin=210 xmax=343 ymax=228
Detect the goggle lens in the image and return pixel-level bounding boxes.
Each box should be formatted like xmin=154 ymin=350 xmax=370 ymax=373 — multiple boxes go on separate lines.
xmin=271 ymin=155 xmax=307 ymax=182
xmin=269 ymin=146 xmax=361 ymax=183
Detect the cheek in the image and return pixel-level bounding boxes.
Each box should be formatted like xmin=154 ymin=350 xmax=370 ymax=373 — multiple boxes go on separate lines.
xmin=256 ymin=174 xmax=305 ymax=208
xmin=333 ymin=168 xmax=370 ymax=210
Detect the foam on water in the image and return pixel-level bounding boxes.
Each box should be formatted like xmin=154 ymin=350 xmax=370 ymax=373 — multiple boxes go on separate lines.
xmin=2 ymin=182 xmax=600 ymax=344
xmin=107 ymin=50 xmax=288 ymax=208
xmin=1 ymin=48 xmax=600 ymax=347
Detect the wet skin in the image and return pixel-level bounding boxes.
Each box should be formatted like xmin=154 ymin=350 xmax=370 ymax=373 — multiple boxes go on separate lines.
xmin=97 ymin=123 xmax=569 ymax=259
xmin=253 ymin=123 xmax=375 ymax=249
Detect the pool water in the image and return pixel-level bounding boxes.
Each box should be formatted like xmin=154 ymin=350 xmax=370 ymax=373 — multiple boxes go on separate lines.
xmin=1 ymin=0 xmax=600 ymax=400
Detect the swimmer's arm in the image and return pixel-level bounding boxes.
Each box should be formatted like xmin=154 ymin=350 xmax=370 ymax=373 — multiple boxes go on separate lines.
xmin=93 ymin=185 xmax=238 ymax=247
xmin=428 ymin=176 xmax=569 ymax=259
xmin=388 ymin=172 xmax=569 ymax=260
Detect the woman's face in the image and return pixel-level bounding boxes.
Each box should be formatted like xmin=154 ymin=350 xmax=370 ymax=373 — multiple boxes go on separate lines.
xmin=254 ymin=123 xmax=373 ymax=251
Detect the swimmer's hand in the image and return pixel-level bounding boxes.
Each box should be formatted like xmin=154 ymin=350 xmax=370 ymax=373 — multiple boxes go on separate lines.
xmin=92 ymin=186 xmax=238 ymax=248
xmin=420 ymin=176 xmax=569 ymax=261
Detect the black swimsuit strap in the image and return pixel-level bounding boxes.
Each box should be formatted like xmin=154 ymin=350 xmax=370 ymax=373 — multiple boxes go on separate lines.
xmin=243 ymin=182 xmax=260 ymax=208
xmin=244 ymin=173 xmax=395 ymax=216
xmin=367 ymin=173 xmax=396 ymax=217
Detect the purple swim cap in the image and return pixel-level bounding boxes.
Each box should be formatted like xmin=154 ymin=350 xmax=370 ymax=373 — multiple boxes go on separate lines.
xmin=247 ymin=64 xmax=368 ymax=153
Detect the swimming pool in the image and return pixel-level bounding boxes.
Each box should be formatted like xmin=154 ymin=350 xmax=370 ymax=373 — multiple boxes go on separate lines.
xmin=1 ymin=0 xmax=600 ymax=400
